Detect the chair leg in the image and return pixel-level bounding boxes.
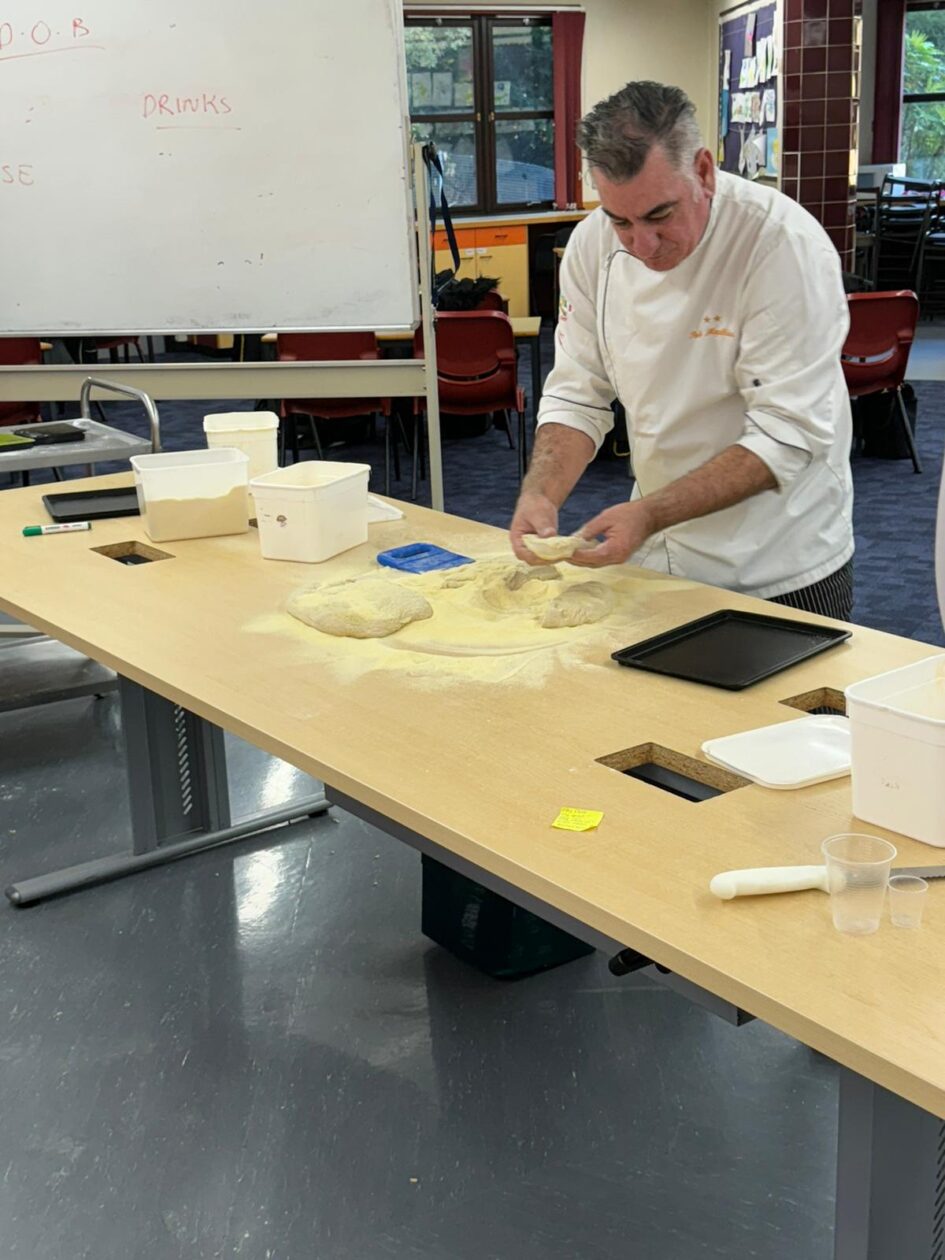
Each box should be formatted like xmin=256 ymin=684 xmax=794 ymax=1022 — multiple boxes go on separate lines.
xmin=518 ymin=409 xmax=527 ymax=482
xmin=500 ymin=408 xmax=514 ymax=449
xmin=411 ymin=417 xmax=421 ymax=502
xmin=289 ymin=416 xmax=300 ymax=464
xmin=307 ymin=417 xmax=324 ymax=460
xmin=391 ymin=420 xmax=402 ymax=483
xmin=895 ymin=387 xmax=923 ymax=474
xmin=384 ymin=418 xmax=392 ymax=496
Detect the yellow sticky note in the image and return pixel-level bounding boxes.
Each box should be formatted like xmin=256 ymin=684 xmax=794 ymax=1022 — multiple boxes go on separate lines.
xmin=552 ymin=807 xmax=603 ymax=832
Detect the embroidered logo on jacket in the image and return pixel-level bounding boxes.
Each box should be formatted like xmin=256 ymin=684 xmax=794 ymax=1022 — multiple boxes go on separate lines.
xmin=689 ymin=314 xmax=735 ymax=340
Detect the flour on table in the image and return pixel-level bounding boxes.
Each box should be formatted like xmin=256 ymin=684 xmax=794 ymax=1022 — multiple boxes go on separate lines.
xmin=541 ymin=581 xmax=614 ymax=628
xmin=522 ymin=533 xmax=593 ymax=562
xmin=478 ymin=562 xmax=560 ymax=611
xmin=287 ymin=577 xmax=433 ymax=639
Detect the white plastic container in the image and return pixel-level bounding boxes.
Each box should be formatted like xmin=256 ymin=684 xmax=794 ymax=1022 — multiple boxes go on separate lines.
xmin=249 ymin=461 xmax=370 ymax=562
xmin=130 ymin=448 xmax=249 ymax=543
xmin=203 ymin=411 xmax=279 ymax=480
xmin=846 ymin=654 xmax=945 ymax=847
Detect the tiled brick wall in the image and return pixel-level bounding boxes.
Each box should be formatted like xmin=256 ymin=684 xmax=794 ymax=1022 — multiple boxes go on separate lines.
xmin=780 ymin=0 xmax=858 ymax=268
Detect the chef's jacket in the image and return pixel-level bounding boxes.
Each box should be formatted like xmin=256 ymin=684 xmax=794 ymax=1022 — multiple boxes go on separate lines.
xmin=537 ymin=169 xmax=854 ymax=598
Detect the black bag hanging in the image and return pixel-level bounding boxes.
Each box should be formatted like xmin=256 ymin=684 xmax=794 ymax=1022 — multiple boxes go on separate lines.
xmin=422 ymin=143 xmax=460 ymax=308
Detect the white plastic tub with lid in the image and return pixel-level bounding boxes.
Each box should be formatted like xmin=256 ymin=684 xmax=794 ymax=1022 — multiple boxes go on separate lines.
xmin=203 ymin=411 xmax=279 ymax=480
xmin=130 ymin=448 xmax=249 ymax=543
xmin=846 ymin=654 xmax=945 ymax=846
xmin=249 ymin=460 xmax=370 ymax=562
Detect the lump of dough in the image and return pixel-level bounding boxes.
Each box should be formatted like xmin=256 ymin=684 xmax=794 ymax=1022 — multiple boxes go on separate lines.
xmin=541 ymin=581 xmax=615 ymax=629
xmin=287 ymin=577 xmax=433 ymax=639
xmin=522 ymin=533 xmax=592 ymax=562
xmin=479 ymin=562 xmax=561 ymax=611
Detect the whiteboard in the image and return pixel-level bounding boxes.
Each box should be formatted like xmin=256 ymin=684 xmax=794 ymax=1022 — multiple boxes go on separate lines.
xmin=0 ymin=0 xmax=418 ymax=334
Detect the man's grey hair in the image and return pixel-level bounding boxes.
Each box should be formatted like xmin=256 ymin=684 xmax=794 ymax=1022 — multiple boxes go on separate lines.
xmin=577 ymin=81 xmax=703 ymax=182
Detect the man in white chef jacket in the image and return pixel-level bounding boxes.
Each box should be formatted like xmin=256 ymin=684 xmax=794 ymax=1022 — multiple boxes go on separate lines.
xmin=510 ymin=80 xmax=855 ymax=618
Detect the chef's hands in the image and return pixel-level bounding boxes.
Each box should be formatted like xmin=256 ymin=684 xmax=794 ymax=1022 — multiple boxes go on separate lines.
xmin=569 ymin=501 xmax=655 ymax=568
xmin=510 ymin=491 xmax=559 ymax=564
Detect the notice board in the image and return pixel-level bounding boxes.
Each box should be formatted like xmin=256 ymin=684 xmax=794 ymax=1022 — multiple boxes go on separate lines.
xmin=718 ymin=0 xmax=781 ymax=182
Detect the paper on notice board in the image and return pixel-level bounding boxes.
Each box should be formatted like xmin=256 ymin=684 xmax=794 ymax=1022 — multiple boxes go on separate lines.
xmin=766 ymin=131 xmax=780 ymax=176
xmin=721 ymin=88 xmax=730 ymax=136
xmin=750 ymin=92 xmax=763 ymax=125
xmin=742 ymin=130 xmax=767 ymax=180
xmin=739 ymin=57 xmax=759 ymax=89
xmin=745 ymin=10 xmax=756 ymax=55
xmin=723 ymin=48 xmax=732 ymax=89
xmin=763 ymin=87 xmax=777 ymax=122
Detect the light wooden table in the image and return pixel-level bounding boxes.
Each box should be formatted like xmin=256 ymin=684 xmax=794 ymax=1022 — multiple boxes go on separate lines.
xmin=1 ymin=472 xmax=943 ymax=1257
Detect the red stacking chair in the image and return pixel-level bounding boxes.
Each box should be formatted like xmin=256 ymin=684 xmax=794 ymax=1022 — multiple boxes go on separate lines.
xmin=412 ymin=310 xmax=527 ymax=497
xmin=0 ymin=337 xmax=43 ymax=427
xmin=475 ymin=289 xmax=509 ymax=312
xmin=276 ymin=332 xmax=400 ymax=493
xmin=841 ymin=291 xmax=922 ymax=474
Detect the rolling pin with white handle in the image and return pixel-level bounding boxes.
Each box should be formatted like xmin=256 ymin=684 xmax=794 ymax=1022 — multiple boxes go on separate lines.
xmin=710 ymin=866 xmax=829 ymax=899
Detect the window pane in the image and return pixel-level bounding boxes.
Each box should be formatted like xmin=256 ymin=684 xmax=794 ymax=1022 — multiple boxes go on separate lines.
xmin=901 ymin=100 xmax=945 ymax=180
xmin=905 ymin=10 xmax=945 ymax=94
xmin=495 ymin=118 xmax=554 ymax=205
xmin=411 ymin=120 xmax=478 ymax=207
xmin=492 ymin=24 xmax=553 ymax=111
xmin=404 ymin=25 xmax=475 ymax=115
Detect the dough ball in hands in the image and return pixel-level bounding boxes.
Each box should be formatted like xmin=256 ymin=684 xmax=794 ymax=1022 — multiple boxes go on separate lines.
xmin=287 ymin=577 xmax=433 ymax=639
xmin=522 ymin=533 xmax=592 ymax=562
xmin=541 ymin=581 xmax=614 ymax=629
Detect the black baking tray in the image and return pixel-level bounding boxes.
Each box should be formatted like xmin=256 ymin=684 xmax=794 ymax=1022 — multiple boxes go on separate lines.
xmin=611 ymin=609 xmax=852 ymax=690
xmin=42 ymin=487 xmax=140 ymax=522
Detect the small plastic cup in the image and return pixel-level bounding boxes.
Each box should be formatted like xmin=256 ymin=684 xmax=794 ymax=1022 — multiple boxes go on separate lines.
xmin=821 ymin=833 xmax=897 ymax=935
xmin=888 ymin=875 xmax=929 ymax=929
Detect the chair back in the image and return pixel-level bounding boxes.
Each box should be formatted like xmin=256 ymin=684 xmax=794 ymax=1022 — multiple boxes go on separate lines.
xmin=276 ymin=331 xmax=387 ymax=418
xmin=841 ymin=291 xmax=918 ymax=398
xmin=0 ymin=337 xmax=42 ymax=425
xmin=475 ymin=289 xmax=508 ymax=312
xmin=276 ymin=332 xmax=378 ymax=362
xmin=873 ymin=178 xmax=942 ymax=290
xmin=414 ymin=311 xmax=518 ymax=413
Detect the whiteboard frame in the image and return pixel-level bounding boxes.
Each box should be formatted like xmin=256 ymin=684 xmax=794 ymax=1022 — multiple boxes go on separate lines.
xmin=0 ymin=146 xmax=447 ymax=511
xmin=1 ymin=0 xmax=419 ymax=338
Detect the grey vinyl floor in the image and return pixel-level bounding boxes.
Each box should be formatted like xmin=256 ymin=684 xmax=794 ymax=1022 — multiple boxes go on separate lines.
xmin=0 ymin=681 xmax=839 ymax=1259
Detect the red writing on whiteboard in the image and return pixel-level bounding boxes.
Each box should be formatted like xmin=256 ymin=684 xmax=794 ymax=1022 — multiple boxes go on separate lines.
xmin=142 ymin=94 xmax=232 ymax=119
xmin=0 ymin=16 xmax=91 ymax=55
xmin=1 ymin=165 xmax=34 ymax=186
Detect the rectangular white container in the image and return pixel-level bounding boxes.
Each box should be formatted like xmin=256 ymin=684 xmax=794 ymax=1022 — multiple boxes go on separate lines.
xmin=249 ymin=461 xmax=370 ymax=562
xmin=203 ymin=411 xmax=279 ymax=480
xmin=130 ymin=448 xmax=249 ymax=543
xmin=846 ymin=654 xmax=945 ymax=847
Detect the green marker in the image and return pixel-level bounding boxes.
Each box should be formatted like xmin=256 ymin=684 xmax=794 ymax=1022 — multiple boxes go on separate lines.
xmin=23 ymin=522 xmax=91 ymax=536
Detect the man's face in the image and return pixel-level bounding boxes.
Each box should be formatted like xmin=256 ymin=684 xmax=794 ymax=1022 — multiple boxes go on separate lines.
xmin=593 ymin=146 xmax=716 ymax=272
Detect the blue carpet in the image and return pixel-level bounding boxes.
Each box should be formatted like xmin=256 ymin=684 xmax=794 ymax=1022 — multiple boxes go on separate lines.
xmin=9 ymin=337 xmax=944 ymax=647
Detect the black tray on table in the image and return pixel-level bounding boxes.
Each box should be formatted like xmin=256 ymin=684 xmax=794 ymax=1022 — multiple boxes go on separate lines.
xmin=611 ymin=609 xmax=851 ymax=690
xmin=42 ymin=487 xmax=140 ymax=522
